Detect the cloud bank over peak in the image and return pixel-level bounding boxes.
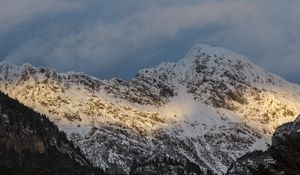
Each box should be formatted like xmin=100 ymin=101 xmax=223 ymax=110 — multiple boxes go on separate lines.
xmin=0 ymin=0 xmax=300 ymax=83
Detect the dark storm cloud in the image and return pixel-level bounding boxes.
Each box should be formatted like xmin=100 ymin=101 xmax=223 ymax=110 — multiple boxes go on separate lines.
xmin=0 ymin=0 xmax=299 ymax=83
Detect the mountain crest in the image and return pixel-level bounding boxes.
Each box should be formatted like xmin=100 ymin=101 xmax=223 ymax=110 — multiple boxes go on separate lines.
xmin=0 ymin=44 xmax=300 ymax=174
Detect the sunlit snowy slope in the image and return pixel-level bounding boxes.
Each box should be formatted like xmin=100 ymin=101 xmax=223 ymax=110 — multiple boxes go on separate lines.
xmin=0 ymin=44 xmax=300 ymax=174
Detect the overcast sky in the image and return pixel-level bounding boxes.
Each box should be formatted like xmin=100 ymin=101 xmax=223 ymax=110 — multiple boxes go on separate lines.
xmin=0 ymin=0 xmax=299 ymax=83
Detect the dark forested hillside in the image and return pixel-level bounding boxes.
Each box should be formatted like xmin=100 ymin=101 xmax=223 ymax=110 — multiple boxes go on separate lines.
xmin=0 ymin=91 xmax=105 ymax=175
xmin=129 ymin=156 xmax=206 ymax=175
xmin=227 ymin=115 xmax=300 ymax=175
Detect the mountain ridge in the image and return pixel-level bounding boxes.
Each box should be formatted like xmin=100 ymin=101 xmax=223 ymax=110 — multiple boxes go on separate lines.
xmin=0 ymin=44 xmax=300 ymax=174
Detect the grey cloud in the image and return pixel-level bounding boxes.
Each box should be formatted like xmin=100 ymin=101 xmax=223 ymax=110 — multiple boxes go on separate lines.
xmin=0 ymin=0 xmax=81 ymax=33
xmin=199 ymin=0 xmax=300 ymax=82
xmin=5 ymin=1 xmax=254 ymax=72
xmin=1 ymin=0 xmax=300 ymax=83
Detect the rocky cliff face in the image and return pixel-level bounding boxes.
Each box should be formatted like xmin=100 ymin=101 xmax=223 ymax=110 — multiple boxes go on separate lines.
xmin=0 ymin=44 xmax=300 ymax=174
xmin=0 ymin=91 xmax=104 ymax=175
xmin=227 ymin=115 xmax=300 ymax=175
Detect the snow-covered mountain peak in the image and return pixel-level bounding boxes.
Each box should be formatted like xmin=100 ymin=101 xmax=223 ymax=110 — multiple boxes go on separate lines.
xmin=177 ymin=44 xmax=272 ymax=86
xmin=181 ymin=44 xmax=251 ymax=66
xmin=137 ymin=44 xmax=281 ymax=94
xmin=0 ymin=45 xmax=300 ymax=174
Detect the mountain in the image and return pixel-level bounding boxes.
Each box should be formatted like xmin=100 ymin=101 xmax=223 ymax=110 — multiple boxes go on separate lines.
xmin=0 ymin=91 xmax=104 ymax=175
xmin=227 ymin=115 xmax=300 ymax=175
xmin=0 ymin=44 xmax=300 ymax=174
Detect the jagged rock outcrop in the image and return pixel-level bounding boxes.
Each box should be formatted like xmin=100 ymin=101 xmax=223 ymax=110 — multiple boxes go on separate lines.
xmin=0 ymin=44 xmax=300 ymax=174
xmin=227 ymin=115 xmax=300 ymax=175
